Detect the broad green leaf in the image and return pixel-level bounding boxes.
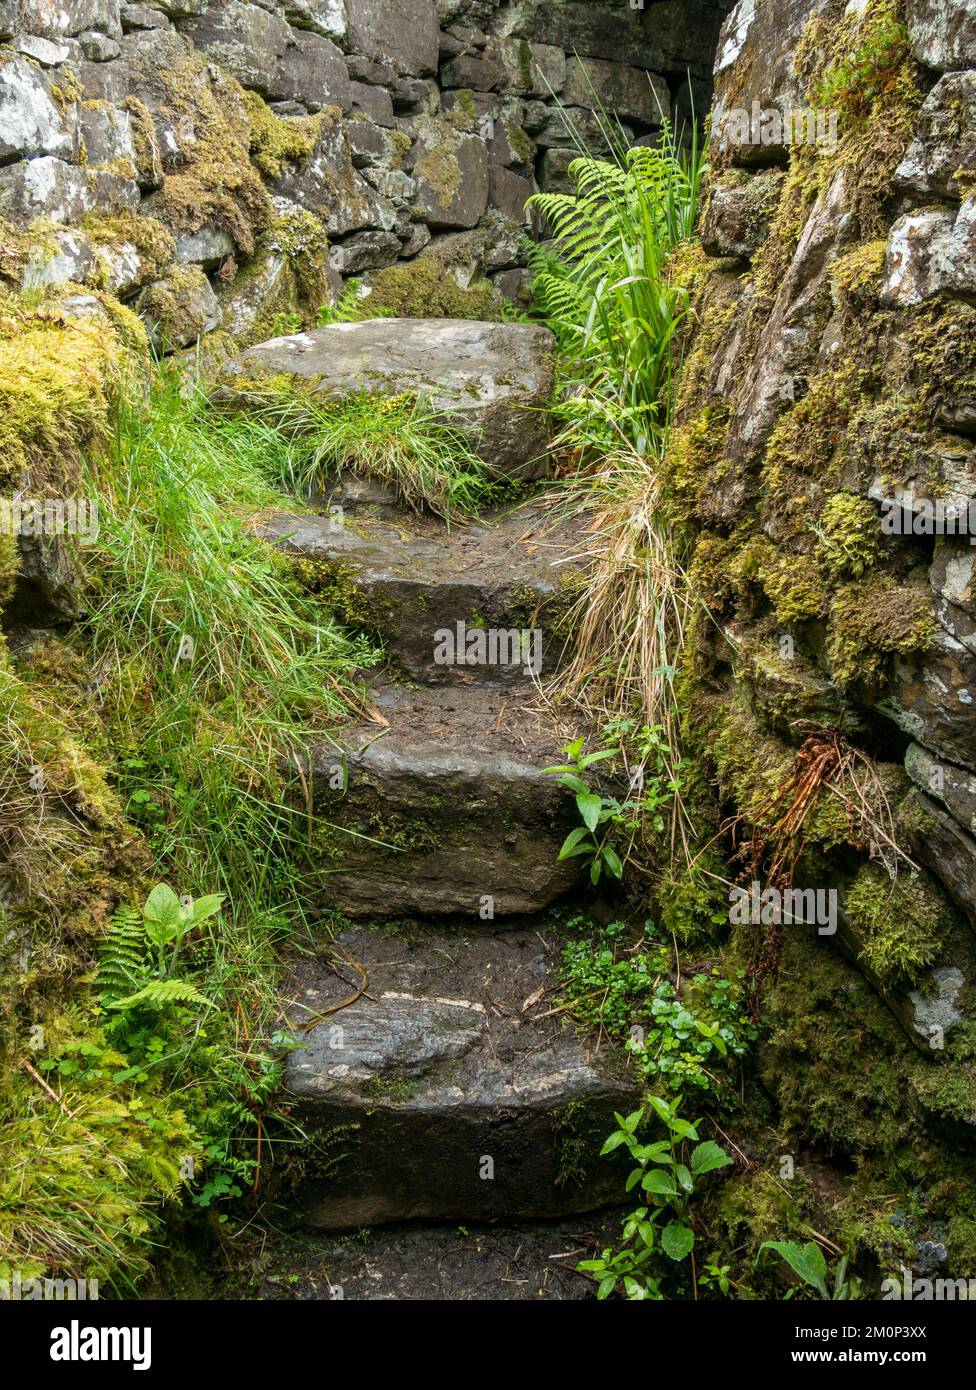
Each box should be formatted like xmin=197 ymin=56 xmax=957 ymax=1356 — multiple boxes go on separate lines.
xmin=184 ymin=893 xmax=225 ymax=927
xmin=760 ymin=1241 xmax=828 ymax=1297
xmin=691 ymin=1140 xmax=733 ymax=1176
xmin=602 ymin=844 xmax=624 ymax=879
xmin=674 ymin=1163 xmax=693 ymax=1193
xmin=661 ymin=1223 xmax=695 ymax=1261
xmin=557 ymin=826 xmax=591 ymax=860
xmin=576 ymin=792 xmax=603 ymax=831
xmin=642 ymin=1169 xmax=677 ymax=1196
xmin=599 ymin=1129 xmax=628 ymax=1155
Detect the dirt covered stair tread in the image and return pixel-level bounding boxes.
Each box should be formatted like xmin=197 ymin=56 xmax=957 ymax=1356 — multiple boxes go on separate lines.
xmin=298 ymin=682 xmax=592 ymax=918
xmin=256 ymin=497 xmax=582 ymax=682
xmin=253 ymin=1214 xmax=623 ymax=1301
xmin=282 ymin=925 xmax=639 ymax=1229
xmin=323 ymin=678 xmax=581 ymax=766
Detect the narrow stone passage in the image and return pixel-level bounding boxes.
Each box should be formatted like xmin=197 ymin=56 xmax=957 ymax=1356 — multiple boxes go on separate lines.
xmin=249 ymin=328 xmax=638 ymax=1278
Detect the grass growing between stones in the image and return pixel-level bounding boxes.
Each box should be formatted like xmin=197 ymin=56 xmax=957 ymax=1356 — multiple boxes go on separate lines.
xmin=225 ymin=383 xmax=497 ymax=520
xmin=527 ymin=119 xmax=708 ymax=858
xmin=2 ymin=367 xmax=385 ymax=1290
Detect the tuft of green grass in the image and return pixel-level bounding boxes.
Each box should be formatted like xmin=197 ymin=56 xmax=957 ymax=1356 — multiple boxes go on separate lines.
xmin=219 ymin=385 xmax=496 ymax=521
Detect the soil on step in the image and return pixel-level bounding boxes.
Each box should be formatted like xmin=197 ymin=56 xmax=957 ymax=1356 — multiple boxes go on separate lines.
xmin=248 ymin=1214 xmax=622 ymax=1301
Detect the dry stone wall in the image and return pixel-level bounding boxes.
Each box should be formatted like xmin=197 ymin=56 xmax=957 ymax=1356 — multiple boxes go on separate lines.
xmin=669 ymin=0 xmax=976 ymax=1239
xmin=0 ymin=0 xmax=728 ymax=346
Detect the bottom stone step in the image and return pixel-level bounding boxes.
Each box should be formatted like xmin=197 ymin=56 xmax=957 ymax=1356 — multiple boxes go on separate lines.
xmin=252 ymin=1213 xmax=622 ymax=1300
xmin=283 ymin=926 xmax=639 ymax=1229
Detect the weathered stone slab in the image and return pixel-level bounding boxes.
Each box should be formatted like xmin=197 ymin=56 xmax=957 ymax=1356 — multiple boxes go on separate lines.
xmin=294 ymin=682 xmax=585 ymax=918
xmin=900 ymin=788 xmax=976 ymax=932
xmin=0 ymin=56 xmax=75 ymax=163
xmin=0 ymin=156 xmax=139 ymax=227
xmin=284 ymin=925 xmax=638 ymax=1227
xmin=498 ymin=37 xmax=566 ymax=98
xmin=407 ymin=113 xmax=489 ymax=228
xmin=700 ymin=168 xmax=785 ymax=260
xmin=906 ymin=742 xmax=976 ymax=835
xmin=17 ymin=0 xmax=121 ymax=38
xmin=877 ymin=626 xmax=976 ymax=770
xmin=562 ymin=56 xmax=669 ymax=126
xmin=896 ymin=71 xmax=976 ymax=198
xmin=513 ymin=0 xmax=722 ymax=78
xmin=180 ymin=2 xmax=352 ymax=110
xmin=228 ymin=317 xmax=555 ymax=477
xmin=345 ymin=0 xmax=439 ymax=77
xmin=256 ymin=499 xmax=578 ymax=682
xmin=269 ymin=113 xmax=390 ymax=234
xmin=906 ymin=0 xmax=976 ymax=71
xmin=711 ymin=0 xmax=832 ymax=166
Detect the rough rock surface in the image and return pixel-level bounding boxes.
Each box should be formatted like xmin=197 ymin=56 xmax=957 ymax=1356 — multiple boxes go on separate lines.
xmin=284 ymin=926 xmax=639 ymax=1227
xmin=0 ymin=0 xmax=726 ymax=360
xmin=255 ymin=499 xmax=579 ymax=681
xmin=298 ymin=680 xmax=586 ymax=918
xmin=228 ymin=318 xmax=556 ymax=477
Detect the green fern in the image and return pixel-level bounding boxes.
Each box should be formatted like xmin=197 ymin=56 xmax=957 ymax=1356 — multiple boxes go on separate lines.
xmin=97 ymin=903 xmax=150 ymax=1004
xmin=315 ymin=278 xmax=390 ymax=325
xmin=526 ymin=125 xmax=707 ymax=458
xmin=106 ymin=978 xmax=211 ymax=1012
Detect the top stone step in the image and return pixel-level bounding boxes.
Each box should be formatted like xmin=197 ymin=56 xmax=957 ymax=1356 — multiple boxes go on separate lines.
xmin=223 ymin=318 xmax=556 ymax=480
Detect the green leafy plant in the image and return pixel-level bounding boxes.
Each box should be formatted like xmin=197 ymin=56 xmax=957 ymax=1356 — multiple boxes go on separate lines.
xmin=99 ymin=884 xmax=223 ymax=1012
xmin=759 ymin=1241 xmax=863 ymax=1300
xmin=545 ymin=736 xmax=625 ymax=884
xmin=579 ymin=1095 xmax=731 ymax=1299
xmin=558 ymin=920 xmax=754 ymax=1098
xmin=527 ymin=116 xmax=705 ymax=458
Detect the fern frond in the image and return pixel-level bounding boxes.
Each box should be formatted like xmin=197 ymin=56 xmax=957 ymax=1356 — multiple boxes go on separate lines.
xmin=107 ymin=978 xmax=211 ymax=1012
xmin=97 ymin=904 xmax=149 ymax=1004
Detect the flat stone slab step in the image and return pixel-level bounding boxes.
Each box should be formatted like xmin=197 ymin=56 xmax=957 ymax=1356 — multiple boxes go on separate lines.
xmin=297 ymin=682 xmax=589 ymax=918
xmin=253 ymin=1214 xmax=621 ymax=1300
xmin=224 ymin=318 xmax=556 ymax=478
xmin=257 ymin=500 xmax=581 ymax=684
xmin=283 ymin=926 xmax=638 ymax=1229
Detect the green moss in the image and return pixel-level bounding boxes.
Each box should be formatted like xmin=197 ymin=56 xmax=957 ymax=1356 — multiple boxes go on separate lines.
xmin=663 ymin=404 xmax=731 ymax=526
xmin=136 ymin=265 xmax=214 ymax=350
xmin=0 ymin=292 xmax=135 ymax=491
xmin=760 ymin=551 xmax=828 ymax=625
xmin=82 ymin=211 xmax=176 ymax=287
xmin=794 ymin=0 xmax=925 ymax=235
xmin=829 ymin=238 xmax=888 ymax=310
xmin=846 ymin=863 xmax=949 ymax=987
xmin=827 ymin=575 xmax=935 ymax=687
xmin=295 ymin=556 xmax=396 ymax=634
xmin=0 ymin=531 xmax=17 ymax=611
xmin=761 ymin=360 xmax=873 ymax=543
xmin=760 ymin=930 xmax=914 ymax=1156
xmin=446 ymin=88 xmax=478 ymax=132
xmin=243 ymin=90 xmax=321 ymax=180
xmin=365 ymin=258 xmax=500 ymax=320
xmin=815 ymin=491 xmax=883 ymax=580
xmin=504 ymin=119 xmax=537 ymax=165
xmin=138 ymin=52 xmax=273 ymax=257
xmin=656 ymin=852 xmax=730 ymax=945
xmin=264 ymin=208 xmax=331 ymax=312
xmin=414 ymin=129 xmax=462 ymax=212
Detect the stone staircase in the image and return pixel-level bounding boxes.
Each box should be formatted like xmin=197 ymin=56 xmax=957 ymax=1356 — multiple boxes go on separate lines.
xmin=240 ymin=325 xmax=640 ymax=1233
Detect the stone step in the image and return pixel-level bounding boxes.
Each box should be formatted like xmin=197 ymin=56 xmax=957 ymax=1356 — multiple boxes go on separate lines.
xmin=283 ymin=925 xmax=638 ymax=1229
xmin=223 ymin=318 xmax=556 ymax=479
xmin=296 ymin=681 xmax=593 ymax=919
xmin=253 ymin=1213 xmax=622 ymax=1300
xmin=257 ymin=499 xmax=581 ymax=684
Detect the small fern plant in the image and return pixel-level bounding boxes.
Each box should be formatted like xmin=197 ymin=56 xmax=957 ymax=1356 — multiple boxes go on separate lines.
xmin=98 ymin=883 xmax=223 ymax=1013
